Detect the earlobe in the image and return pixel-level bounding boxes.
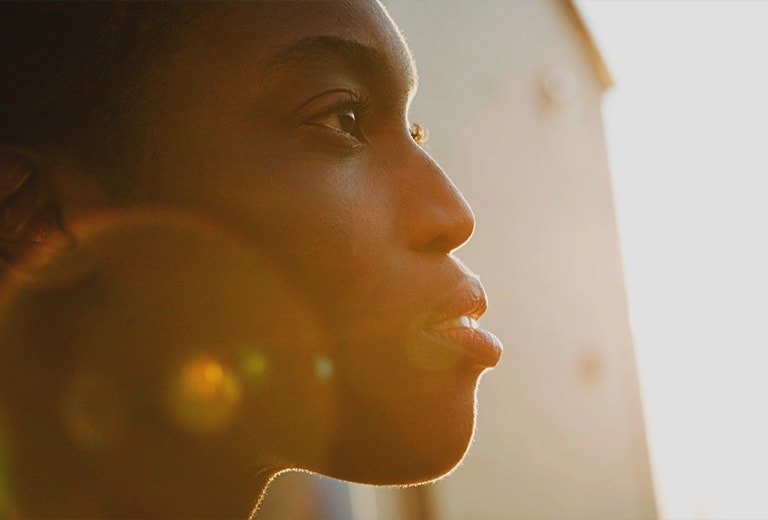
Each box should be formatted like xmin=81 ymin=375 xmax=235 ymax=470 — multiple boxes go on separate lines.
xmin=0 ymin=148 xmax=67 ymax=264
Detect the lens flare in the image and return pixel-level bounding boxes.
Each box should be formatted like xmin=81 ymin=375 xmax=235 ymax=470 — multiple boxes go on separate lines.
xmin=314 ymin=356 xmax=335 ymax=382
xmin=169 ymin=357 xmax=242 ymax=434
xmin=239 ymin=346 xmax=272 ymax=388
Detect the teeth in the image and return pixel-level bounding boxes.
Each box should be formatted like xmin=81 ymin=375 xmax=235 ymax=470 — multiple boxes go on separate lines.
xmin=431 ymin=315 xmax=478 ymax=331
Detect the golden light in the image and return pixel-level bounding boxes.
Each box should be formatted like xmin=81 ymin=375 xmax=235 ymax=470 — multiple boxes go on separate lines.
xmin=169 ymin=357 xmax=242 ymax=434
xmin=239 ymin=346 xmax=272 ymax=388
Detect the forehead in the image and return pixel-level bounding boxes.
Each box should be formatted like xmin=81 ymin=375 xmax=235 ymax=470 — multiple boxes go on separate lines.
xmin=132 ymin=0 xmax=418 ymax=194
xmin=197 ymin=0 xmax=416 ymax=92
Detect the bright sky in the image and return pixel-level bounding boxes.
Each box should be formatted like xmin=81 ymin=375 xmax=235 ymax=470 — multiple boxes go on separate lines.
xmin=576 ymin=2 xmax=768 ymax=519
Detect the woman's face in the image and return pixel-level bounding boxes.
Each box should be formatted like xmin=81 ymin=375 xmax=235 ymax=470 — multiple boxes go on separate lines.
xmin=109 ymin=0 xmax=501 ymax=485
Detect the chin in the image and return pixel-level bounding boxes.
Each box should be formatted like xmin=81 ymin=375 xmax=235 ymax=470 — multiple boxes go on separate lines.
xmin=318 ymin=363 xmax=482 ymax=486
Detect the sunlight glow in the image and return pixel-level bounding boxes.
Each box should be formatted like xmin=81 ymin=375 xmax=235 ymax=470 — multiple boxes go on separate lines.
xmin=577 ymin=2 xmax=768 ymax=518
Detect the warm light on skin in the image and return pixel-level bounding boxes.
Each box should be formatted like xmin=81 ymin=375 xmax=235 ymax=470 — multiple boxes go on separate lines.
xmin=579 ymin=2 xmax=768 ymax=518
xmin=0 ymin=0 xmax=500 ymax=514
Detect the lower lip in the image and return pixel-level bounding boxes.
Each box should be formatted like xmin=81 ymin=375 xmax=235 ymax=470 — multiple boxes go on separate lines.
xmin=421 ymin=326 xmax=503 ymax=368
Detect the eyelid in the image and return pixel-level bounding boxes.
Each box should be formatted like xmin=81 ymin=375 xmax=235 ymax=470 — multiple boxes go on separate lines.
xmin=293 ymin=89 xmax=367 ymax=120
xmin=297 ymin=89 xmax=370 ymax=144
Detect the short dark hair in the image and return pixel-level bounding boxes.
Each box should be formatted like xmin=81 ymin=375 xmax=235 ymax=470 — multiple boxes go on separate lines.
xmin=0 ymin=2 xmax=202 ymax=170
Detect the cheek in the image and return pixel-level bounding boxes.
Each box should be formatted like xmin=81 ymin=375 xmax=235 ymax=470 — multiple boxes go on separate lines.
xmin=235 ymin=167 xmax=394 ymax=331
xmin=53 ymin=217 xmax=339 ymax=458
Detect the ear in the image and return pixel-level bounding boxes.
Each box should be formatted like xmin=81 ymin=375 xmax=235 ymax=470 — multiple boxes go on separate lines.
xmin=0 ymin=147 xmax=68 ymax=264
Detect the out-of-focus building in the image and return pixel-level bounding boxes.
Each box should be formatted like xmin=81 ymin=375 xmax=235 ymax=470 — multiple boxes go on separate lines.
xmin=256 ymin=1 xmax=656 ymax=518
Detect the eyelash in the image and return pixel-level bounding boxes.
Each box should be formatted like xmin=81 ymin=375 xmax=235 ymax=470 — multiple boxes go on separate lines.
xmin=409 ymin=122 xmax=428 ymax=146
xmin=305 ymin=92 xmax=428 ymax=148
xmin=307 ymin=94 xmax=371 ymax=144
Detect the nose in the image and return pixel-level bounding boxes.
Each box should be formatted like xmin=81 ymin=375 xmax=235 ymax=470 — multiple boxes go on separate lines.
xmin=400 ymin=146 xmax=475 ymax=254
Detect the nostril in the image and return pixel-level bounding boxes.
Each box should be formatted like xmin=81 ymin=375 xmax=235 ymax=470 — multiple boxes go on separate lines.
xmin=420 ymin=234 xmax=455 ymax=255
xmin=436 ymin=221 xmax=473 ymax=253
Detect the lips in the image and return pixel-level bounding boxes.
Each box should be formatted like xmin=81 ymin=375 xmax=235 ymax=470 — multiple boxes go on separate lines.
xmin=422 ymin=277 xmax=503 ymax=368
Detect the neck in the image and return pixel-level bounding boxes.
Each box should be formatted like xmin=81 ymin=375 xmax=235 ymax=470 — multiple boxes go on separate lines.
xmin=11 ymin=439 xmax=281 ymax=519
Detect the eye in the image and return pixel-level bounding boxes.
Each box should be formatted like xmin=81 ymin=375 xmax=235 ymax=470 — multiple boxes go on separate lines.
xmin=309 ymin=105 xmax=366 ymax=142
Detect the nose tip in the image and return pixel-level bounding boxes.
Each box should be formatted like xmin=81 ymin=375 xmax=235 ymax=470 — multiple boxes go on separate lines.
xmin=411 ymin=200 xmax=474 ymax=254
xmin=405 ymin=153 xmax=475 ymax=255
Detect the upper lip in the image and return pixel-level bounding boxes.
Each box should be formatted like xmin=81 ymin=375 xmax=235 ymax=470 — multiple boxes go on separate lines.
xmin=423 ymin=276 xmax=488 ymax=329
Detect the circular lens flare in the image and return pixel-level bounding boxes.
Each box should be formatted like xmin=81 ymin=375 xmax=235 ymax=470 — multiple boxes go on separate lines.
xmin=239 ymin=346 xmax=272 ymax=388
xmin=314 ymin=356 xmax=335 ymax=382
xmin=169 ymin=357 xmax=242 ymax=434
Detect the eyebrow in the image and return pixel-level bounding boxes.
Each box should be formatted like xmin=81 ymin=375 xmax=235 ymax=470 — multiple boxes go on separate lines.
xmin=265 ymin=35 xmax=418 ymax=94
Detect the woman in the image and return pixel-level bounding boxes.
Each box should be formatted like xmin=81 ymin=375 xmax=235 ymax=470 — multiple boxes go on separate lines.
xmin=0 ymin=1 xmax=502 ymax=517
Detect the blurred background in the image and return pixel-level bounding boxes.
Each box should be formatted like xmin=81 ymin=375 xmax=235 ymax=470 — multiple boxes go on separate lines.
xmin=576 ymin=2 xmax=768 ymax=519
xmin=258 ymin=1 xmax=768 ymax=518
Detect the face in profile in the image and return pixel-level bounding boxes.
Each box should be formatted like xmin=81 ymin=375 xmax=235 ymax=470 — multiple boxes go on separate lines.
xmin=132 ymin=0 xmax=502 ymax=481
xmin=0 ymin=0 xmax=502 ymax=516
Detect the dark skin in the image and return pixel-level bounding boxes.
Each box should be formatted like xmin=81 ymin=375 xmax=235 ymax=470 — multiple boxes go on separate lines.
xmin=0 ymin=1 xmax=502 ymax=517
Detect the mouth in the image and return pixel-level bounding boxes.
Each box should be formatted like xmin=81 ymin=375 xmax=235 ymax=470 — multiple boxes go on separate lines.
xmin=421 ymin=277 xmax=503 ymax=368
